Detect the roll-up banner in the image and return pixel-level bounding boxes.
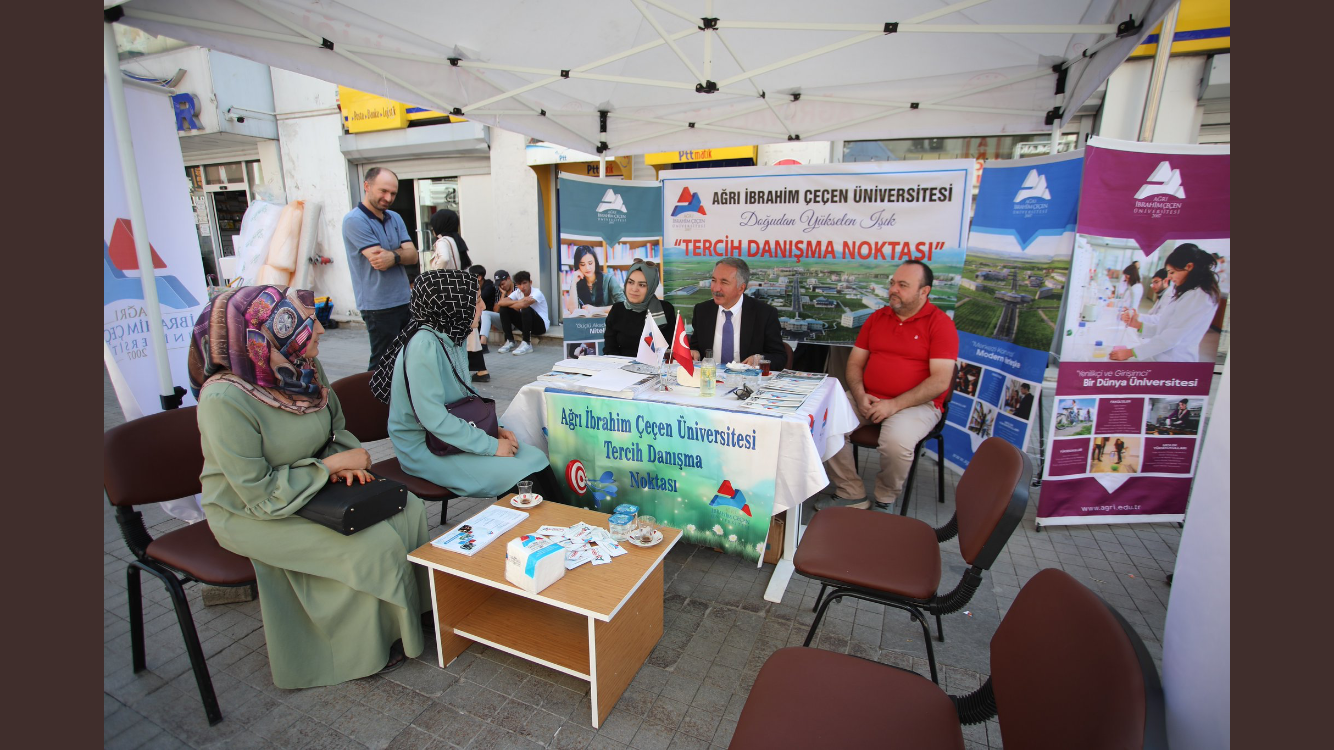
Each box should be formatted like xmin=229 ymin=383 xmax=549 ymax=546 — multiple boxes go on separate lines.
xmin=660 ymin=161 xmax=973 ymax=344
xmin=1038 ymin=137 xmax=1230 ymax=526
xmin=545 ymin=392 xmax=778 ymax=566
xmin=556 ymin=174 xmax=663 ymax=357
xmin=939 ymin=151 xmax=1084 ymax=472
xmin=104 ymin=82 xmax=208 ymax=420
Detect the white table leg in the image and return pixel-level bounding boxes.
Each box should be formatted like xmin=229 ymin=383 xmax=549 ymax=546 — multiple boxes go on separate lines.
xmin=763 ymin=500 xmax=806 ymax=603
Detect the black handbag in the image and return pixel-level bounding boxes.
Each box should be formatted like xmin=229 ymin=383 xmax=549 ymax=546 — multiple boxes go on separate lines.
xmin=404 ymin=331 xmax=499 ymax=456
xmin=296 ymin=427 xmax=408 ymax=535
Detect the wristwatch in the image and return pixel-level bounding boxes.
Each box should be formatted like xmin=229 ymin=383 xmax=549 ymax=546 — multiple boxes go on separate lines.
xmin=391 ymin=250 xmax=401 ymax=266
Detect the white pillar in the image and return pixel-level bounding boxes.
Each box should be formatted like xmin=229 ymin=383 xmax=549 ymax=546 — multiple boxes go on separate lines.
xmin=1161 ymin=356 xmax=1230 ymax=750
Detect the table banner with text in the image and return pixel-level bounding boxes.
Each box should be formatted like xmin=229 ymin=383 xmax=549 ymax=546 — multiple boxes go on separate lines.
xmin=940 ymin=151 xmax=1084 ymax=472
xmin=1039 ymin=137 xmax=1230 ymax=526
xmin=661 ymin=161 xmax=973 ymax=345
xmin=544 ymin=391 xmax=778 ymax=565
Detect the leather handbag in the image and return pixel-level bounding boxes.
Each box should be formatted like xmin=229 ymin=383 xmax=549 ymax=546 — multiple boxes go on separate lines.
xmin=405 ymin=331 xmax=499 ymax=456
xmin=296 ymin=428 xmax=408 ymax=535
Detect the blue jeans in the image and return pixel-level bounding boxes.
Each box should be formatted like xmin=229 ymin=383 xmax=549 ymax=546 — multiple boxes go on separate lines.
xmin=362 ymin=304 xmax=411 ymax=372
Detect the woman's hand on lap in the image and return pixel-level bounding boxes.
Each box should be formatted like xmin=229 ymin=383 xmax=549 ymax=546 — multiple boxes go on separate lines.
xmin=324 ymin=448 xmax=372 ymax=474
xmin=495 ymin=435 xmax=518 ymax=457
xmin=329 ymin=468 xmax=375 ymax=485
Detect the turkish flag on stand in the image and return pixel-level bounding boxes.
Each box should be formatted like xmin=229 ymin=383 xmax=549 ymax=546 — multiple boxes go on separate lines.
xmin=671 ymin=313 xmax=694 ymax=376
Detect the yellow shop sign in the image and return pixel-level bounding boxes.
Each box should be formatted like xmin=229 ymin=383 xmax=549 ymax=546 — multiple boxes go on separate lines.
xmin=644 ymin=146 xmax=757 ymax=165
xmin=339 ymin=86 xmax=453 ymax=133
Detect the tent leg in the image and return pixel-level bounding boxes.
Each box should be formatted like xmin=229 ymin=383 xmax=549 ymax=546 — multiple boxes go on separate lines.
xmin=104 ymin=20 xmax=179 ymax=410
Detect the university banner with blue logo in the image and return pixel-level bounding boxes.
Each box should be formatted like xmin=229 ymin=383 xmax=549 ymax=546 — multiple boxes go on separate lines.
xmin=104 ymin=82 xmax=208 ymax=420
xmin=557 ymin=174 xmax=663 ymax=354
xmin=938 ymin=151 xmax=1084 ymax=473
xmin=660 ymin=161 xmax=973 ymax=345
xmin=544 ymin=391 xmax=779 ymax=565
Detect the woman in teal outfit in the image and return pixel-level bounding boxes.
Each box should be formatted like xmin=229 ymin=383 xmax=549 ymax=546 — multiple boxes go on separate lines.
xmin=191 ymin=285 xmax=431 ymax=688
xmin=373 ymin=269 xmax=558 ymax=498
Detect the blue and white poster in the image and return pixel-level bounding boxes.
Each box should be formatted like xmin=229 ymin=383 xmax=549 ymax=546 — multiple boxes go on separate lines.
xmin=938 ymin=151 xmax=1084 ymax=472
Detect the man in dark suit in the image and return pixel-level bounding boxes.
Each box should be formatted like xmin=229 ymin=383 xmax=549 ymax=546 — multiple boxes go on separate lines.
xmin=689 ymin=258 xmax=787 ymax=366
xmin=1014 ymin=383 xmax=1034 ymax=420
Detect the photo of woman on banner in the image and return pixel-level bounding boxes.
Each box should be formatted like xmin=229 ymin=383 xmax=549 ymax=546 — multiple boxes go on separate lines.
xmin=564 ymin=244 xmax=625 ymax=316
xmin=603 ymin=261 xmax=676 ymax=357
xmin=1117 ymin=263 xmax=1143 ymax=314
xmin=1112 ymin=244 xmax=1220 ymax=362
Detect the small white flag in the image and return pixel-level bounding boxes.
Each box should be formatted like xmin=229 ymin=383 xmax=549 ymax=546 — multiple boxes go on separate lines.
xmin=636 ymin=314 xmax=668 ymax=366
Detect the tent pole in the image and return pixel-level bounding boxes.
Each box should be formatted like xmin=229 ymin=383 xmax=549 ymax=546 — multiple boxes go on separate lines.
xmin=104 ymin=20 xmax=178 ymax=408
xmin=599 ymin=154 xmax=606 ymax=178
xmin=1138 ymin=1 xmax=1180 ymax=142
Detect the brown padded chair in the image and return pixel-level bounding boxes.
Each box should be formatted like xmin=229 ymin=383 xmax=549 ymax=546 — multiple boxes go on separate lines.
xmin=795 ymin=436 xmax=1030 ymax=684
xmin=329 ymin=371 xmax=457 ymax=511
xmin=729 ymin=568 xmax=1167 ymax=750
xmin=104 ymin=407 xmax=256 ymax=726
xmin=849 ymin=363 xmax=958 ymax=516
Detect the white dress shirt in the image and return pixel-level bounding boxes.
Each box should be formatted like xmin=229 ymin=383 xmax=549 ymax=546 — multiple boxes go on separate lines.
xmin=711 ymin=296 xmax=745 ymax=363
xmin=1134 ymin=287 xmax=1218 ymax=362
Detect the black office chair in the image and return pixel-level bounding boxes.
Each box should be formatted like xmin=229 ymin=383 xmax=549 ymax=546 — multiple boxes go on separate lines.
xmin=729 ymin=569 xmax=1168 ymax=749
xmin=104 ymin=407 xmax=256 ymax=725
xmin=796 ymin=437 xmax=1030 ymax=683
xmin=850 ymin=363 xmax=958 ymax=515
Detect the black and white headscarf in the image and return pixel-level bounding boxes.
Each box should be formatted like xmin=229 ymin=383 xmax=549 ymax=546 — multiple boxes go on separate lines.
xmin=370 ymin=269 xmax=477 ymax=403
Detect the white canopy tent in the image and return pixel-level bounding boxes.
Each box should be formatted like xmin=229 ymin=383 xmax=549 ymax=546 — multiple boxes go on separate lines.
xmin=104 ymin=0 xmax=1175 ymax=405
xmin=110 ymin=0 xmax=1174 ymax=156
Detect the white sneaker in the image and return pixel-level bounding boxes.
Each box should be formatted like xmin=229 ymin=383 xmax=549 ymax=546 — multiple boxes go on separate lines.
xmin=497 ymin=340 xmax=516 ymax=353
xmin=512 ymin=341 xmax=534 ymax=355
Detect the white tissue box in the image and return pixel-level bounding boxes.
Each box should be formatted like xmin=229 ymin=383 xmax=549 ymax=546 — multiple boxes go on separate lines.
xmin=505 ymin=534 xmax=567 ymax=594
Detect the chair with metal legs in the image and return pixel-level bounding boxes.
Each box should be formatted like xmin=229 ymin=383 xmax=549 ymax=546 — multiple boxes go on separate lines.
xmin=850 ymin=364 xmax=957 ymax=516
xmin=728 ymin=568 xmax=1168 ymax=749
xmin=329 ymin=372 xmax=458 ymax=512
xmin=104 ymin=407 xmax=257 ymax=726
xmin=795 ymin=436 xmax=1030 ymax=683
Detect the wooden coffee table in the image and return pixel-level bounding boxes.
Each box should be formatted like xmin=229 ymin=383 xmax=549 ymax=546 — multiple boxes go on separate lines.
xmin=407 ymin=497 xmax=681 ymax=728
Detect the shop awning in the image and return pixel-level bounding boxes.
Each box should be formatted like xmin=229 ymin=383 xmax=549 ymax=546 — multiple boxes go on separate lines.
xmin=111 ymin=0 xmax=1174 ymax=156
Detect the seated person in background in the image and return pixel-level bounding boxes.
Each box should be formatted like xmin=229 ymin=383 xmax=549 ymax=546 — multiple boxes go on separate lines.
xmin=564 ymin=245 xmax=624 ymax=316
xmin=603 ymin=261 xmax=676 ymax=357
xmin=471 ymin=265 xmax=497 ymax=353
xmin=823 ymin=260 xmax=958 ymax=512
xmin=689 ymin=257 xmax=786 ymax=366
xmin=497 ymin=270 xmax=549 ymax=356
xmin=374 ymin=269 xmax=560 ymax=500
xmin=193 ymin=285 xmax=431 ymax=686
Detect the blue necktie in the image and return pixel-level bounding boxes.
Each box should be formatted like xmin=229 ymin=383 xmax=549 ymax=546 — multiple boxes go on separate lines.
xmin=720 ymin=309 xmax=735 ymax=364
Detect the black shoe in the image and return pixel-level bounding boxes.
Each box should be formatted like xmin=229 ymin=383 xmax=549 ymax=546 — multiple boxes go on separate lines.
xmin=480 ymin=342 xmax=490 ymax=354
xmin=471 ymin=372 xmax=490 ymax=383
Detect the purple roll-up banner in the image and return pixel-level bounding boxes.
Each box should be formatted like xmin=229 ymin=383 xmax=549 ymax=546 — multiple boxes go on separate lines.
xmin=1038 ymin=137 xmax=1229 ymax=527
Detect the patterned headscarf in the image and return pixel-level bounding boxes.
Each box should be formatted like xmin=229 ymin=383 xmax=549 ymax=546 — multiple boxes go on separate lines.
xmin=624 ymin=261 xmax=667 ymax=327
xmin=369 ymin=269 xmax=477 ymax=404
xmin=188 ymin=286 xmax=327 ymax=414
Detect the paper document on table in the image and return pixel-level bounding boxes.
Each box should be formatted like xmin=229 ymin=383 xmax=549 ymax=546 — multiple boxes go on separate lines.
xmin=432 ymin=505 xmax=528 ymax=556
xmin=568 ymin=369 xmax=658 ymax=399
xmin=553 ymin=355 xmax=636 ymax=375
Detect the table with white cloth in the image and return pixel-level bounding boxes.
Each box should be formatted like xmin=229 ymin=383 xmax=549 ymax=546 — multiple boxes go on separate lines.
xmin=502 ymin=376 xmax=858 ymax=602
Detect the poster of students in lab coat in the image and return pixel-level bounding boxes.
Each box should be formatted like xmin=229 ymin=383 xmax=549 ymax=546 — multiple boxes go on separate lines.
xmin=1039 ymin=137 xmax=1229 ymax=528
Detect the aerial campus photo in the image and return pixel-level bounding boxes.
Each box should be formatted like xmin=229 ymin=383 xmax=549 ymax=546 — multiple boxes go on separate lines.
xmin=662 ymin=246 xmax=965 ymax=344
xmin=954 ymin=247 xmax=1070 ymax=351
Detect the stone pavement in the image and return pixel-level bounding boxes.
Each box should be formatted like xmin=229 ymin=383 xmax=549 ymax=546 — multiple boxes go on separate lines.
xmin=104 ymin=327 xmax=1180 ymax=749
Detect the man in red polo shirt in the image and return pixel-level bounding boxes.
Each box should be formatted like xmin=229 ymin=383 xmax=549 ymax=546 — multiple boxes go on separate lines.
xmin=824 ymin=260 xmax=958 ymax=511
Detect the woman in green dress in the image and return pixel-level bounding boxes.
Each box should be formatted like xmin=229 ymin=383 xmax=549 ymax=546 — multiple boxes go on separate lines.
xmin=191 ymin=286 xmax=431 ymax=688
xmin=372 ymin=269 xmax=558 ymax=498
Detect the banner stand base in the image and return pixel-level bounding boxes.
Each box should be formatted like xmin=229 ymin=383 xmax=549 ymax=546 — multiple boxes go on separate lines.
xmin=1035 ymin=513 xmax=1185 ymax=528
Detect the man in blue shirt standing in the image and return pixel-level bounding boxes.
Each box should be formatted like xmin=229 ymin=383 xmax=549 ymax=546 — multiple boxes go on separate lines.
xmin=342 ymin=167 xmax=419 ymax=371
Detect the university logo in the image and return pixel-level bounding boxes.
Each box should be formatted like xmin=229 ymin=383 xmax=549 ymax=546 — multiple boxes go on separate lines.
xmin=1135 ymin=161 xmax=1185 ymax=200
xmin=708 ymin=479 xmax=752 ymax=517
xmin=595 ymin=189 xmax=628 ymax=213
xmin=1013 ymin=169 xmax=1051 ymax=202
xmin=103 ymin=218 xmax=200 ymax=309
xmin=670 ymin=187 xmax=707 ymax=217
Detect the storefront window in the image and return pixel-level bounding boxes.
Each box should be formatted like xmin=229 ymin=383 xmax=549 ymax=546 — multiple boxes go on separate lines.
xmin=203 ymin=162 xmax=246 ymax=186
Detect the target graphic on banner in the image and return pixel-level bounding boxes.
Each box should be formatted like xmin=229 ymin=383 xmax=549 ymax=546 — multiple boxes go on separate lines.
xmin=565 ymin=460 xmax=588 ymax=495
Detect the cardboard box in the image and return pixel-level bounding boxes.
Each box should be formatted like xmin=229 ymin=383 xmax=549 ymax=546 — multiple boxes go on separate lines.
xmin=505 ymin=535 xmax=566 ymax=594
xmin=763 ymin=511 xmax=786 ymax=565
